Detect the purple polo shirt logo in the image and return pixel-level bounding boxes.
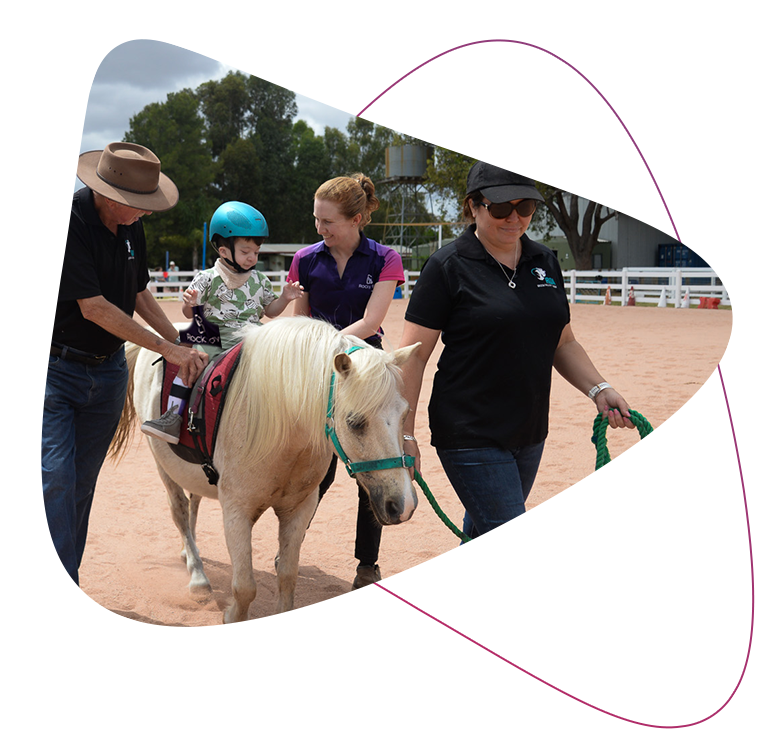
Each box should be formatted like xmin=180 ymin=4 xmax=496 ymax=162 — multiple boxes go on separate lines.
xmin=288 ymin=235 xmax=404 ymax=330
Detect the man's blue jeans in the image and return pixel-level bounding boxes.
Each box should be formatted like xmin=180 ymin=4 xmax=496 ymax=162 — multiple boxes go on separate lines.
xmin=437 ymin=442 xmax=545 ymax=539
xmin=41 ymin=348 xmax=128 ymax=584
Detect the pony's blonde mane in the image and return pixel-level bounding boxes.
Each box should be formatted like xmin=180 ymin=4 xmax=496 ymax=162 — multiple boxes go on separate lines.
xmin=222 ymin=317 xmax=403 ymax=471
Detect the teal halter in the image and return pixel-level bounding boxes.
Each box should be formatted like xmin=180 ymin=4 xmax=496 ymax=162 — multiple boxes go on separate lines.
xmin=325 ymin=345 xmax=415 ymax=477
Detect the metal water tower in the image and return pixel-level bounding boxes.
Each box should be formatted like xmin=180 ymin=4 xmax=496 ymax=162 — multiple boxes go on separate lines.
xmin=380 ymin=145 xmax=435 ymax=256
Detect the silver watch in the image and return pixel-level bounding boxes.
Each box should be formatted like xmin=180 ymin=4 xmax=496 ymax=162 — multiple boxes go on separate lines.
xmin=588 ymin=382 xmax=612 ymax=400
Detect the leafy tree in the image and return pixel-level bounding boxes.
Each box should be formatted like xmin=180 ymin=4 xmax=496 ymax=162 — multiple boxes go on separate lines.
xmin=423 ymin=145 xmax=476 ymax=242
xmin=324 ymin=126 xmax=359 ymax=178
xmin=245 ymin=77 xmax=299 ymax=243
xmin=538 ymin=186 xmax=615 ymax=269
xmin=287 ymin=119 xmax=332 ymax=244
xmin=245 ymin=74 xmax=297 ymax=133
xmin=124 ymin=88 xmax=216 ymax=267
xmin=216 ymin=137 xmax=262 ymax=207
xmin=197 ymin=72 xmax=305 ymax=244
xmin=123 ymin=66 xmax=616 ymax=269
xmin=346 ymin=117 xmax=394 ymax=181
xmin=197 ymin=72 xmax=250 ymax=159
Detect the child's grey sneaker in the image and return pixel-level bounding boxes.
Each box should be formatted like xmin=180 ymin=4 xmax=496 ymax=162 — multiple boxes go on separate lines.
xmin=141 ymin=405 xmax=182 ymax=444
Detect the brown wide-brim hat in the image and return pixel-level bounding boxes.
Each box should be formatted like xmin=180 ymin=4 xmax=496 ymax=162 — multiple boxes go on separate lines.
xmin=77 ymin=142 xmax=179 ymax=212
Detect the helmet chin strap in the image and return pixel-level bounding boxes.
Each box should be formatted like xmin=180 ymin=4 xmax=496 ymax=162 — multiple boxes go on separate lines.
xmin=221 ymin=255 xmax=255 ymax=274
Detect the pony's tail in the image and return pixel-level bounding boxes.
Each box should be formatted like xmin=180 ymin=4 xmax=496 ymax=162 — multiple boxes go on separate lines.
xmin=108 ymin=342 xmax=140 ymax=463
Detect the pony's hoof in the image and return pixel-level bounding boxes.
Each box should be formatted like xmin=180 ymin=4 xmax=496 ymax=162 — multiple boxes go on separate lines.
xmin=222 ymin=606 xmax=233 ymax=624
xmin=189 ymin=579 xmax=212 ymax=602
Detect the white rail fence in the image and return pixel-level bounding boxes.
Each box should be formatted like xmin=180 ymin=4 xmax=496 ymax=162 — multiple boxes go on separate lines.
xmin=563 ymin=268 xmax=729 ymax=307
xmin=151 ymin=267 xmax=729 ymax=308
xmin=149 ymin=270 xmax=293 ymax=299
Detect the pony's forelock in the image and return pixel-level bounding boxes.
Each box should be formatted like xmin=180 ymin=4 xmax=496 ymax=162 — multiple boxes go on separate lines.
xmin=336 ymin=346 xmax=403 ymax=421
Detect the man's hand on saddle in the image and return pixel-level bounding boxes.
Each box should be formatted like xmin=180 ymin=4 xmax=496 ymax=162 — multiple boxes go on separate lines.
xmin=168 ymin=344 xmax=208 ymax=387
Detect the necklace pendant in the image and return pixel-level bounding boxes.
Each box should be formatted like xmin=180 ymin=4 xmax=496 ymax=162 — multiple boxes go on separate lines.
xmin=508 ymin=281 xmax=517 ymax=289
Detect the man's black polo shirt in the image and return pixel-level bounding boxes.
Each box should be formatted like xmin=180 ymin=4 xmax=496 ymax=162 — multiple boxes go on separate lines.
xmin=52 ymin=187 xmax=150 ymax=355
xmin=405 ymin=225 xmax=570 ymax=450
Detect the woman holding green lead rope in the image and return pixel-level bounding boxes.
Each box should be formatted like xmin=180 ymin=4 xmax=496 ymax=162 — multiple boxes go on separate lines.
xmin=399 ymin=161 xmax=636 ymax=540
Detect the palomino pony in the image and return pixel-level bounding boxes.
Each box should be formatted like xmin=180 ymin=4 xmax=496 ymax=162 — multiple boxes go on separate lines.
xmin=112 ymin=316 xmax=420 ymax=623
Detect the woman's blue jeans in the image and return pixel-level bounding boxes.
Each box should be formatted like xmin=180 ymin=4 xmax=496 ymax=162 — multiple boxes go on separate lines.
xmin=41 ymin=349 xmax=128 ymax=584
xmin=437 ymin=442 xmax=545 ymax=539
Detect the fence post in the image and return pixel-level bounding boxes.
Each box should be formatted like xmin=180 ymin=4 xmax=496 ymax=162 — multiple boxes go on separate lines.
xmin=674 ymin=269 xmax=682 ymax=306
xmin=621 ymin=268 xmax=629 ymax=306
xmin=569 ymin=270 xmax=576 ymax=304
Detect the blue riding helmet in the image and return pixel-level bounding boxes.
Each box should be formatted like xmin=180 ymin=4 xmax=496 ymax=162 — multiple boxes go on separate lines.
xmin=209 ymin=201 xmax=269 ymax=241
xmin=209 ymin=201 xmax=269 ymax=273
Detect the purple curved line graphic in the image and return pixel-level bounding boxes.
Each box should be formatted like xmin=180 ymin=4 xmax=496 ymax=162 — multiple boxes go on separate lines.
xmin=381 ymin=365 xmax=754 ymax=726
xmin=367 ymin=40 xmax=754 ymax=727
xmin=357 ymin=38 xmax=680 ymax=243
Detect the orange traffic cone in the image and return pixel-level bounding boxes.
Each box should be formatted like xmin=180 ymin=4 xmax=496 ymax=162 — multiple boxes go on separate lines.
xmin=604 ymin=285 xmax=611 ymax=305
xmin=627 ymin=286 xmax=636 ymax=306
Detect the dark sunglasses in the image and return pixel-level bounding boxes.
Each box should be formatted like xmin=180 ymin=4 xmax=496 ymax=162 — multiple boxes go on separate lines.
xmin=480 ymin=199 xmax=538 ymax=219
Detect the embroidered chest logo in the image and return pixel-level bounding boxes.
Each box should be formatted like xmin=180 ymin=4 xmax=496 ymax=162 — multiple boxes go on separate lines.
xmin=125 ymin=239 xmax=135 ymax=260
xmin=359 ymin=273 xmax=374 ymax=290
xmin=531 ymin=267 xmax=557 ymax=288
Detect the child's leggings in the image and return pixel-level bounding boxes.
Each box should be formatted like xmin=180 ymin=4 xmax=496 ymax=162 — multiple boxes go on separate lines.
xmin=167 ymin=375 xmax=192 ymax=415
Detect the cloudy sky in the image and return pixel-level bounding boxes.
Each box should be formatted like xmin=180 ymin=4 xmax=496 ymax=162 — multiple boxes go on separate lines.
xmin=80 ymin=39 xmax=355 ymax=155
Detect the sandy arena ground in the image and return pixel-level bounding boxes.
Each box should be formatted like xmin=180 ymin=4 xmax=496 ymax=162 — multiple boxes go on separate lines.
xmin=78 ymin=298 xmax=732 ymax=626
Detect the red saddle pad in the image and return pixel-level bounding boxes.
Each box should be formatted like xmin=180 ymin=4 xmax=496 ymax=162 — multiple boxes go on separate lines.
xmin=160 ymin=343 xmax=243 ymax=455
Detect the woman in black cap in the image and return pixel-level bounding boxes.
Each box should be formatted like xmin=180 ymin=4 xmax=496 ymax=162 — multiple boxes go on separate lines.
xmin=398 ymin=161 xmax=635 ymax=539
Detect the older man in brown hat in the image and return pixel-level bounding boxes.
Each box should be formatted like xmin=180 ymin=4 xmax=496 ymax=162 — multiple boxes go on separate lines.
xmin=43 ymin=142 xmax=208 ymax=585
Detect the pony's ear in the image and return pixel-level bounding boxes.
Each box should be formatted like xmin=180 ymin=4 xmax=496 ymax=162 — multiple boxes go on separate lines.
xmin=391 ymin=342 xmax=422 ymax=367
xmin=333 ymin=352 xmax=353 ymax=378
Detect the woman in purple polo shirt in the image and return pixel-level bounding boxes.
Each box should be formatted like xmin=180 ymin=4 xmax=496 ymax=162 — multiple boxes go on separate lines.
xmin=288 ymin=173 xmax=405 ymax=589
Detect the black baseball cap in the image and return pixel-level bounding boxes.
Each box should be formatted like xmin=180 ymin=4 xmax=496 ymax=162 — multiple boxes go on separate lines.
xmin=466 ymin=161 xmax=544 ymax=203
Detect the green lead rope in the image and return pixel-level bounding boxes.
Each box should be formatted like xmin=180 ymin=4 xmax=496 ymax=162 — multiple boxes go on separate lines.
xmin=592 ymin=409 xmax=653 ymax=470
xmin=414 ymin=409 xmax=654 ymax=544
xmin=413 ymin=469 xmax=472 ymax=543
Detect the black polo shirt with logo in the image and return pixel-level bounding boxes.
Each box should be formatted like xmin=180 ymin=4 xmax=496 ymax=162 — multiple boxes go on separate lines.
xmin=405 ymin=225 xmax=570 ymax=450
xmin=52 ymin=187 xmax=150 ymax=355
